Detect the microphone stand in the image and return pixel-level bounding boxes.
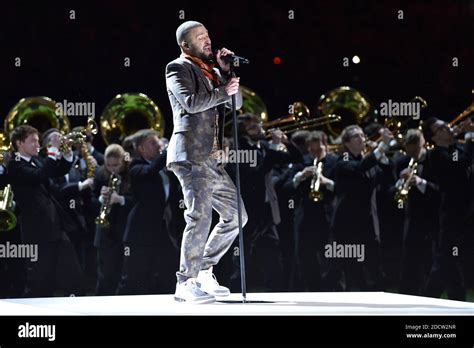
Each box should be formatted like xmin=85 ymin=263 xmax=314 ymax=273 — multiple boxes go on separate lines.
xmin=229 ymin=63 xmax=247 ymax=303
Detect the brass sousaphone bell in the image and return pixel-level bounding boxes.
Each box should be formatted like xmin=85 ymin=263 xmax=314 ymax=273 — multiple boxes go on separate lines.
xmin=100 ymin=93 xmax=165 ymax=145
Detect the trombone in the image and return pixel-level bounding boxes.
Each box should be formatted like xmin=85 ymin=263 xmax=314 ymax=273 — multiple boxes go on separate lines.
xmin=263 ymin=102 xmax=341 ymax=136
xmin=364 ymin=96 xmax=428 ymax=154
xmin=449 ymin=93 xmax=474 ymax=132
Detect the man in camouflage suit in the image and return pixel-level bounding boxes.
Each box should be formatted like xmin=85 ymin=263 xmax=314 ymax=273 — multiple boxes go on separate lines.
xmin=166 ymin=21 xmax=247 ymax=303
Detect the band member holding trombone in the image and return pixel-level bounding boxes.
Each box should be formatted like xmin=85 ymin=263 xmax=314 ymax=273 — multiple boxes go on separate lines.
xmin=8 ymin=125 xmax=84 ymax=297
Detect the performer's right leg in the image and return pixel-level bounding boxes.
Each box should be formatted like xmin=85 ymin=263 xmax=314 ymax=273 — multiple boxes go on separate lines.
xmin=170 ymin=161 xmax=216 ymax=303
xmin=170 ymin=162 xmax=213 ymax=279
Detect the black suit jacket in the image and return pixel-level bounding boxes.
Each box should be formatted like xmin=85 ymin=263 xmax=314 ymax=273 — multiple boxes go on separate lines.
xmin=93 ymin=168 xmax=133 ymax=248
xmin=331 ymin=151 xmax=393 ymax=241
xmin=393 ymin=152 xmax=440 ymax=244
xmin=287 ymin=153 xmax=338 ymax=234
xmin=8 ymin=155 xmax=74 ymax=243
xmin=123 ymin=152 xmax=169 ymax=245
xmin=49 ymin=159 xmax=89 ymax=239
xmin=429 ymin=141 xmax=473 ymax=248
xmin=228 ymin=138 xmax=303 ymax=224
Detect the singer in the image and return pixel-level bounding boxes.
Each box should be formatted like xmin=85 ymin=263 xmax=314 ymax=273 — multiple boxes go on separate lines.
xmin=165 ymin=21 xmax=248 ymax=303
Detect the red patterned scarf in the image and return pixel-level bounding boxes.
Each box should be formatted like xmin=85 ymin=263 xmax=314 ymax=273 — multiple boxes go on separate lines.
xmin=181 ymin=53 xmax=221 ymax=87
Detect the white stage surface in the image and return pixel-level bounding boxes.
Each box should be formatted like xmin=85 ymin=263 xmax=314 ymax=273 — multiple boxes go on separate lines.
xmin=2 ymin=292 xmax=474 ymax=315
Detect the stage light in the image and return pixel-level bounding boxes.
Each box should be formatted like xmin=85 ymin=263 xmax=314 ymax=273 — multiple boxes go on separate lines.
xmin=352 ymin=55 xmax=361 ymax=64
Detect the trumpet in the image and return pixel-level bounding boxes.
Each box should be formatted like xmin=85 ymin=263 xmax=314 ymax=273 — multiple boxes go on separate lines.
xmin=395 ymin=157 xmax=418 ymax=205
xmin=42 ymin=117 xmax=99 ymax=154
xmin=95 ymin=173 xmax=121 ymax=228
xmin=309 ymin=159 xmax=324 ymax=202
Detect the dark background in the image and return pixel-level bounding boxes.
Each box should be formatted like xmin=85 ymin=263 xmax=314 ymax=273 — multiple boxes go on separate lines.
xmin=0 ymin=0 xmax=472 ymax=150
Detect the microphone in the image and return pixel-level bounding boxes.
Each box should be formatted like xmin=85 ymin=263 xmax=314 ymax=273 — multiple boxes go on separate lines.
xmin=226 ymin=54 xmax=250 ymax=65
xmin=214 ymin=50 xmax=250 ymax=65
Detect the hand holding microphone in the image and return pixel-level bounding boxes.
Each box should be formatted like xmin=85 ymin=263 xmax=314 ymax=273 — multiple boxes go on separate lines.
xmin=215 ymin=47 xmax=250 ymax=72
xmin=215 ymin=47 xmax=248 ymax=96
xmin=215 ymin=47 xmax=235 ymax=72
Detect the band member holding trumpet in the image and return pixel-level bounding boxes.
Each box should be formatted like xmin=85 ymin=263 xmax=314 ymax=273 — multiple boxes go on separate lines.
xmin=42 ymin=128 xmax=95 ymax=272
xmin=286 ymin=130 xmax=337 ymax=291
xmin=325 ymin=125 xmax=394 ymax=291
xmin=394 ymin=129 xmax=439 ymax=296
xmin=422 ymin=117 xmax=474 ymax=301
xmin=8 ymin=125 xmax=84 ymax=297
xmin=93 ymin=144 xmax=132 ymax=295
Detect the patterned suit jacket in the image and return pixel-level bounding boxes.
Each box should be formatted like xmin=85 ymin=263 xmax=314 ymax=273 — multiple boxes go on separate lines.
xmin=165 ymin=56 xmax=242 ymax=164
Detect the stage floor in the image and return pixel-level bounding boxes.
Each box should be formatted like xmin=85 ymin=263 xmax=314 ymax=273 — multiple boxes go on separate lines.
xmin=2 ymin=292 xmax=474 ymax=315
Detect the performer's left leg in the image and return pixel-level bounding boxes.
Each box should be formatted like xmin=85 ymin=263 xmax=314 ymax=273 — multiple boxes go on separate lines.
xmin=198 ymin=160 xmax=247 ymax=296
xmin=200 ymin=161 xmax=248 ymax=270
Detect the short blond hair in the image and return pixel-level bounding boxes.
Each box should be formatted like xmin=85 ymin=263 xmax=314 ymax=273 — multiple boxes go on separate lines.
xmin=104 ymin=143 xmax=125 ymax=159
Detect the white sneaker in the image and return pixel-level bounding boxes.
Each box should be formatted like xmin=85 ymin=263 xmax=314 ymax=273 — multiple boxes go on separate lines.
xmin=197 ymin=267 xmax=230 ymax=297
xmin=174 ymin=278 xmax=216 ymax=304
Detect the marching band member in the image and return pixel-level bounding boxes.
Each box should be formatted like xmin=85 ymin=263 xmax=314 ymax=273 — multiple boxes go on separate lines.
xmin=325 ymin=125 xmax=394 ymax=291
xmin=286 ymin=130 xmax=338 ymax=291
xmin=93 ymin=144 xmax=132 ymax=295
xmin=394 ymin=129 xmax=439 ymax=296
xmin=8 ymin=125 xmax=84 ymax=297
xmin=422 ymin=117 xmax=474 ymax=300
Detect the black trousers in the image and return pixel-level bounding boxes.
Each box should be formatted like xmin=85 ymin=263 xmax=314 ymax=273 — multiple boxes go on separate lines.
xmin=0 ymin=226 xmax=26 ymax=298
xmin=95 ymin=244 xmax=124 ymax=296
xmin=323 ymin=232 xmax=384 ymax=292
xmin=293 ymin=208 xmax=330 ymax=292
xmin=399 ymin=222 xmax=433 ymax=296
xmin=117 ymin=244 xmax=178 ymax=295
xmin=424 ymin=216 xmax=466 ymax=301
xmin=294 ymin=229 xmax=329 ymax=292
xmin=424 ymin=246 xmax=466 ymax=301
xmin=230 ymin=205 xmax=284 ymax=292
xmin=24 ymin=239 xmax=84 ymax=297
